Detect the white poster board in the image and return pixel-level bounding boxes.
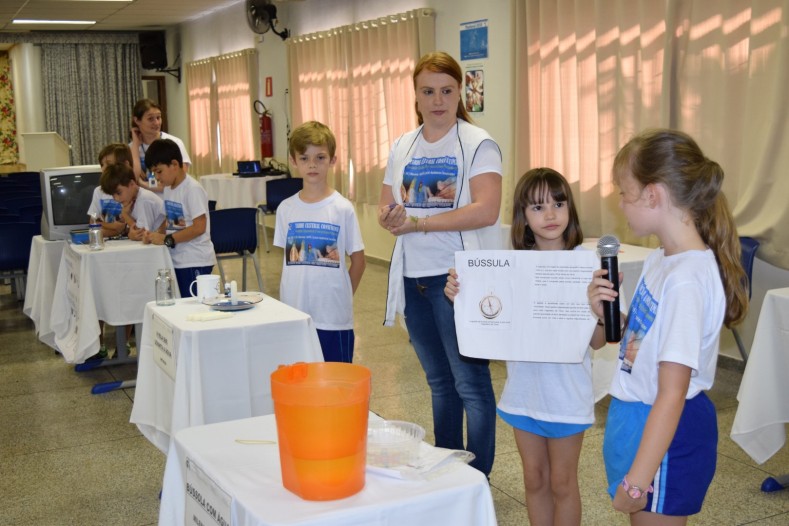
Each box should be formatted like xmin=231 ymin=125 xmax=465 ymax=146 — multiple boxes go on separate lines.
xmin=454 ymin=250 xmax=598 ymax=362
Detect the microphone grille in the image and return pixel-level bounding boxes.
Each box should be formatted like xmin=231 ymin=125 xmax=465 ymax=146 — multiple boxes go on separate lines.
xmin=597 ymin=235 xmax=620 ymax=257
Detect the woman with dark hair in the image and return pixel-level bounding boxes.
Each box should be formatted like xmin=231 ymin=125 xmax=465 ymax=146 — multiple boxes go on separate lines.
xmin=377 ymin=51 xmax=503 ymax=476
xmin=130 ymin=98 xmax=191 ymax=193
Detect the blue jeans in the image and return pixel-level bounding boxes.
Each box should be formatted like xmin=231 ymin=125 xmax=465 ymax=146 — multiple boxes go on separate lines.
xmin=403 ymin=274 xmax=496 ymax=475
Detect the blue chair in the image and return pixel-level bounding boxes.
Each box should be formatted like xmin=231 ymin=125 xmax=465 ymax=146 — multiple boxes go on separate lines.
xmin=6 ymin=172 xmax=41 ymax=191
xmin=209 ymin=207 xmax=264 ymax=292
xmin=257 ymin=177 xmax=303 ymax=252
xmin=732 ymin=236 xmax=759 ymax=363
xmin=3 ymin=196 xmax=42 ymax=214
xmin=0 ymin=222 xmax=39 ymax=301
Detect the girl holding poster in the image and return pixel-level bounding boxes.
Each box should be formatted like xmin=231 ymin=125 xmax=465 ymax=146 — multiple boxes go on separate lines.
xmin=446 ymin=168 xmax=608 ymax=526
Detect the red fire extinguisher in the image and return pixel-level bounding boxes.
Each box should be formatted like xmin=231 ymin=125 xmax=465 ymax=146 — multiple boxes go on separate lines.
xmin=255 ymin=100 xmax=274 ymax=159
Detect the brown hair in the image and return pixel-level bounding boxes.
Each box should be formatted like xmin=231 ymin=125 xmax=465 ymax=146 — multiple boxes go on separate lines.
xmin=289 ymin=121 xmax=337 ymax=159
xmin=511 ymin=168 xmax=583 ymax=250
xmin=97 ymin=143 xmax=133 ymax=166
xmin=131 ymin=98 xmax=162 ymax=125
xmin=412 ymin=51 xmax=472 ymax=125
xmin=100 ymin=162 xmax=136 ymax=195
xmin=613 ymin=128 xmax=748 ymax=327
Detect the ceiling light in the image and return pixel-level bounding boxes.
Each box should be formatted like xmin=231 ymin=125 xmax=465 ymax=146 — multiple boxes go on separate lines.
xmin=13 ymin=19 xmax=96 ymax=25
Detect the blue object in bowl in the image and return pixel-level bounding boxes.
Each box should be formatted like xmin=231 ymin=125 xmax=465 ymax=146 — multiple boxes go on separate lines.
xmin=70 ymin=228 xmax=90 ymax=244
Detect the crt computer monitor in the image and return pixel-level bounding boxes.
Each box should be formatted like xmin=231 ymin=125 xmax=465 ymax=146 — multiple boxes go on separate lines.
xmin=40 ymin=165 xmax=102 ymax=241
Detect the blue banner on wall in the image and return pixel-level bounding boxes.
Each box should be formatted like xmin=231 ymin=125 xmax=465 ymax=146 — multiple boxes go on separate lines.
xmin=460 ymin=19 xmax=488 ymax=61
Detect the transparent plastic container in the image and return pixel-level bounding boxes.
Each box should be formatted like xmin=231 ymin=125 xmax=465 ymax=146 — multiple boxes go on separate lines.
xmin=88 ymin=223 xmax=104 ymax=251
xmin=155 ymin=269 xmax=175 ymax=306
xmin=367 ymin=420 xmax=425 ymax=468
xmin=271 ymin=362 xmax=371 ymax=500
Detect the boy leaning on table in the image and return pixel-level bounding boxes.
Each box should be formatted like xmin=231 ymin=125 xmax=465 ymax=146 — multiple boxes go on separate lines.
xmin=100 ymin=163 xmax=166 ymax=241
xmin=88 ymin=143 xmax=134 ymax=239
xmin=274 ymin=121 xmax=366 ymax=363
xmin=142 ymin=138 xmax=216 ymax=298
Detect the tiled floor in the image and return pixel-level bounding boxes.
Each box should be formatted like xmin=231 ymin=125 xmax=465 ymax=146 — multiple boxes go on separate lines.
xmin=1 ymin=235 xmax=788 ymax=525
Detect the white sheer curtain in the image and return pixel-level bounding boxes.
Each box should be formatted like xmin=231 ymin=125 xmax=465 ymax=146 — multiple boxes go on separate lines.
xmin=186 ymin=60 xmax=217 ymax=176
xmin=186 ymin=49 xmax=258 ymax=177
xmin=288 ymin=9 xmax=435 ymax=203
xmin=516 ymin=0 xmax=789 ymax=269
xmin=215 ymin=51 xmax=259 ymax=174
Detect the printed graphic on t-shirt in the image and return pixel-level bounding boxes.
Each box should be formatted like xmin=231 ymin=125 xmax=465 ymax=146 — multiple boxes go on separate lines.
xmin=285 ymin=221 xmax=341 ymax=268
xmin=401 ymin=156 xmax=458 ymax=209
xmin=619 ymin=279 xmax=657 ymax=373
xmin=164 ymin=200 xmax=187 ymax=230
xmin=100 ymin=199 xmax=122 ymax=223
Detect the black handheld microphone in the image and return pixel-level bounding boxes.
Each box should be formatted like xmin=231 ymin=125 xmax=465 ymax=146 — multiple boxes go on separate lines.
xmin=597 ymin=235 xmax=621 ymax=343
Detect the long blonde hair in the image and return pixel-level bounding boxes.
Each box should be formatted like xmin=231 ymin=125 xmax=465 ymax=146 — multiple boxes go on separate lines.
xmin=412 ymin=51 xmax=471 ymax=125
xmin=613 ymin=129 xmax=748 ymax=327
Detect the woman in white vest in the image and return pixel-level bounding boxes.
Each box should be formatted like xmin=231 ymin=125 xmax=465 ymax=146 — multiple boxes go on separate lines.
xmin=129 ymin=98 xmax=191 ymax=193
xmin=377 ymin=51 xmax=503 ymax=476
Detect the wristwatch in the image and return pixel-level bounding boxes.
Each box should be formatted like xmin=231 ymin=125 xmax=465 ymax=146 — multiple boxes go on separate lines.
xmin=622 ymin=475 xmax=653 ymax=499
xmin=164 ymin=234 xmax=176 ymax=249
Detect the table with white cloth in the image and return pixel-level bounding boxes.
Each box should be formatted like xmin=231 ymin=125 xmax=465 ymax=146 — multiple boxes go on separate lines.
xmin=130 ymin=297 xmax=323 ymax=454
xmin=158 ymin=413 xmax=497 ymax=526
xmin=23 ymin=235 xmax=66 ymax=349
xmin=200 ymin=173 xmax=286 ymax=209
xmin=731 ymin=287 xmax=789 ymax=465
xmin=49 ymin=240 xmax=176 ymax=364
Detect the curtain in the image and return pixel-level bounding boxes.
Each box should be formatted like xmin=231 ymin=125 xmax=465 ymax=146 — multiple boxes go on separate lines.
xmin=288 ymin=8 xmax=436 ymax=203
xmin=0 ymin=51 xmax=17 ymax=164
xmin=187 ymin=60 xmax=218 ymax=175
xmin=186 ymin=49 xmax=258 ymax=177
xmin=215 ymin=51 xmax=259 ymax=174
xmin=515 ymin=0 xmax=789 ymax=269
xmin=39 ymin=41 xmax=141 ymax=165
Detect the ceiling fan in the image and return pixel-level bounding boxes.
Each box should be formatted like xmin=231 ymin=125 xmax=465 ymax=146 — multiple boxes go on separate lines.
xmin=246 ymin=0 xmax=291 ymax=41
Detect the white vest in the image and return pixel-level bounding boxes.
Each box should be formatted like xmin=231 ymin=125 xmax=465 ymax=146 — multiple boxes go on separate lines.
xmin=384 ymin=120 xmax=503 ymax=326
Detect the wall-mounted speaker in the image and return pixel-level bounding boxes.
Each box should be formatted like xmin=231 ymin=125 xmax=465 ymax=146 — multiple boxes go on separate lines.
xmin=139 ymin=31 xmax=168 ymax=70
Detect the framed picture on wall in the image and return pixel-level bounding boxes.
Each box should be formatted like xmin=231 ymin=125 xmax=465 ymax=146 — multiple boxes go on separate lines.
xmin=465 ymin=69 xmax=484 ymax=113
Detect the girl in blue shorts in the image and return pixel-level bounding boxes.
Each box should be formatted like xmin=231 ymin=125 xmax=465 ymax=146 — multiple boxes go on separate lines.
xmin=447 ymin=168 xmax=608 ymax=525
xmin=588 ymin=129 xmax=749 ymax=525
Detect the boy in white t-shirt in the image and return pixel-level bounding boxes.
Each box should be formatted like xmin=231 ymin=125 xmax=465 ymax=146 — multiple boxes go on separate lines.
xmin=100 ymin=163 xmax=165 ymax=240
xmin=142 ymin=139 xmax=216 ymax=297
xmin=274 ymin=121 xmax=366 ymax=363
xmin=88 ymin=143 xmax=133 ymax=239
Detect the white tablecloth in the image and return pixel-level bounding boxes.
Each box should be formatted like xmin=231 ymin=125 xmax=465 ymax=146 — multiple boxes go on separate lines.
xmin=49 ymin=240 xmax=176 ymax=364
xmin=200 ymin=173 xmax=286 ymax=209
xmin=23 ymin=236 xmax=66 ymax=349
xmin=731 ymin=287 xmax=789 ymax=464
xmin=159 ymin=414 xmax=497 ymax=526
xmin=130 ymin=297 xmax=323 ymax=454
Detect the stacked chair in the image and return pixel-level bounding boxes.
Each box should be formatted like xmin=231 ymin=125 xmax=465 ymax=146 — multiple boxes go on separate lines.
xmin=0 ymin=172 xmax=42 ymax=300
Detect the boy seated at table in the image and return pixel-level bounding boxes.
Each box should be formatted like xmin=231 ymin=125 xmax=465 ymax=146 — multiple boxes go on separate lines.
xmin=89 ymin=143 xmax=132 ymax=238
xmin=274 ymin=121 xmax=366 ymax=363
xmin=100 ymin=163 xmax=166 ymax=241
xmin=142 ymin=138 xmax=216 ymax=297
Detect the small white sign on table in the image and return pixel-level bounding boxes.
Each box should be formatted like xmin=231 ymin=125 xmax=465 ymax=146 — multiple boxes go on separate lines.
xmin=152 ymin=312 xmax=177 ymax=380
xmin=454 ymin=249 xmax=598 ymax=362
xmin=185 ymin=457 xmax=232 ymax=526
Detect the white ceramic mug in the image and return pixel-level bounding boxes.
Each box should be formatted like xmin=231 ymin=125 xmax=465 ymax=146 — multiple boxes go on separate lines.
xmin=189 ymin=274 xmax=221 ymax=301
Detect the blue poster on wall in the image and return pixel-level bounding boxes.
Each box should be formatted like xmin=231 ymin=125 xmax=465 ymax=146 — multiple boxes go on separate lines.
xmin=460 ymin=19 xmax=488 ymax=61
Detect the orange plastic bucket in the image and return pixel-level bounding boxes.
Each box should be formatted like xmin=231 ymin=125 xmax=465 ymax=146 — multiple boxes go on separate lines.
xmin=270 ymin=362 xmax=371 ymax=500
